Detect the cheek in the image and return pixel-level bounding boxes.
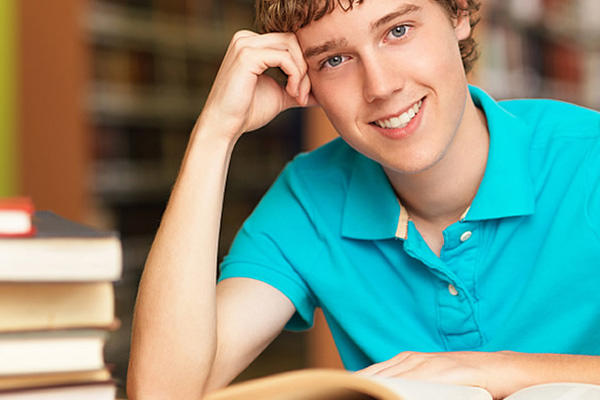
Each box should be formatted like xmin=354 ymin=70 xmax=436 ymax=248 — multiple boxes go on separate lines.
xmin=412 ymin=24 xmax=465 ymax=77
xmin=308 ymin=73 xmax=327 ymax=105
xmin=310 ymin=76 xmax=356 ymax=125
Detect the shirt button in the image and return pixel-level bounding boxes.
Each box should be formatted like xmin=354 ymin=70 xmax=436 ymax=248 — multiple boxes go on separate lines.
xmin=460 ymin=231 xmax=472 ymax=242
xmin=448 ymin=284 xmax=459 ymax=296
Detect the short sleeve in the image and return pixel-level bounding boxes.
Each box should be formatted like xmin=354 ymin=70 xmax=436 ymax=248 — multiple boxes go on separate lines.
xmin=585 ymin=133 xmax=600 ymax=240
xmin=218 ymin=164 xmax=319 ymax=331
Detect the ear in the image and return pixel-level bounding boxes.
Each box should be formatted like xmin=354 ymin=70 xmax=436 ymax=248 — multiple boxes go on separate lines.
xmin=452 ymin=2 xmax=471 ymax=41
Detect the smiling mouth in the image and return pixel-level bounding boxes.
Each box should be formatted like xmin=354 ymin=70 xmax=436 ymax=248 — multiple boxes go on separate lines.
xmin=371 ymin=98 xmax=424 ymax=129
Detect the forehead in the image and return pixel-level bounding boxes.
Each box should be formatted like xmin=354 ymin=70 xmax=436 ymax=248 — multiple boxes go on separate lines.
xmin=297 ymin=0 xmax=447 ymax=35
xmin=296 ymin=0 xmax=438 ymax=49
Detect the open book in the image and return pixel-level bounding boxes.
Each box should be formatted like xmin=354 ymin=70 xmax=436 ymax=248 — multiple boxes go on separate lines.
xmin=204 ymin=369 xmax=600 ymax=400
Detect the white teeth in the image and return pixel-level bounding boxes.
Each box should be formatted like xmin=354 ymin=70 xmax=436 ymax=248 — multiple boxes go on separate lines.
xmin=375 ymin=100 xmax=423 ymax=129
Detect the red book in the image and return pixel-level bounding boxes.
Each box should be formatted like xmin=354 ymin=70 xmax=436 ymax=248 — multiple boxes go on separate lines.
xmin=0 ymin=197 xmax=35 ymax=237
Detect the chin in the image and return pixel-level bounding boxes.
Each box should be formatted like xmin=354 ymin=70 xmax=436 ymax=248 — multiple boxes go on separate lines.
xmin=382 ymin=150 xmax=446 ymax=176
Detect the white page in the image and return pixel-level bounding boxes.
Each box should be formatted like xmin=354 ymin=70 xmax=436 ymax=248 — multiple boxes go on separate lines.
xmin=506 ymin=383 xmax=600 ymax=400
xmin=368 ymin=376 xmax=492 ymax=400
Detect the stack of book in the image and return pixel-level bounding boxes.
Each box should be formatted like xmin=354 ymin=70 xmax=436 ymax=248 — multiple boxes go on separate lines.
xmin=0 ymin=198 xmax=121 ymax=399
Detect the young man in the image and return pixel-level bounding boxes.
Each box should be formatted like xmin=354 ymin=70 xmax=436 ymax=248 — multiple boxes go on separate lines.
xmin=127 ymin=0 xmax=600 ymax=398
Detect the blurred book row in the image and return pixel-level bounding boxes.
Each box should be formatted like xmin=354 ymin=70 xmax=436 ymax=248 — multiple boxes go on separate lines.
xmin=0 ymin=198 xmax=122 ymax=399
xmin=480 ymin=0 xmax=600 ymax=107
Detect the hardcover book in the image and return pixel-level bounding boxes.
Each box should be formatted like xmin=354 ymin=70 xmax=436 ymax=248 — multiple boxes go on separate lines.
xmin=0 ymin=198 xmax=35 ymax=238
xmin=0 ymin=329 xmax=107 ymax=375
xmin=0 ymin=381 xmax=116 ymax=400
xmin=0 ymin=211 xmax=122 ymax=282
xmin=0 ymin=282 xmax=115 ymax=332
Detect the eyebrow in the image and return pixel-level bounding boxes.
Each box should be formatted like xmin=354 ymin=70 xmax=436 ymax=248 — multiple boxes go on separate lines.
xmin=304 ymin=38 xmax=349 ymax=59
xmin=370 ymin=4 xmax=421 ymax=32
xmin=303 ymin=3 xmax=421 ymax=60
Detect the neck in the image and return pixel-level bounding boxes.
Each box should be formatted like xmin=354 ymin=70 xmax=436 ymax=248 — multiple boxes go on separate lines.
xmin=384 ymin=94 xmax=489 ymax=227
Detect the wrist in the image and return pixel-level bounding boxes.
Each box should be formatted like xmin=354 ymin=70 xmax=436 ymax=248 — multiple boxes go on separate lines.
xmin=193 ymin=104 xmax=248 ymax=146
xmin=190 ymin=112 xmax=239 ymax=153
xmin=487 ymin=351 xmax=532 ymax=399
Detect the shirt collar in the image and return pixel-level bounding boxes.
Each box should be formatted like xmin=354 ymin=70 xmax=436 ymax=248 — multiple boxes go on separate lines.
xmin=341 ymin=85 xmax=536 ymax=241
xmin=463 ymin=86 xmax=535 ymax=221
xmin=341 ymin=153 xmax=404 ymax=240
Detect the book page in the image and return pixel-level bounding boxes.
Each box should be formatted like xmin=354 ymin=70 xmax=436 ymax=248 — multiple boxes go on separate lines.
xmin=368 ymin=376 xmax=492 ymax=400
xmin=205 ymin=369 xmax=493 ymax=400
xmin=506 ymin=383 xmax=600 ymax=400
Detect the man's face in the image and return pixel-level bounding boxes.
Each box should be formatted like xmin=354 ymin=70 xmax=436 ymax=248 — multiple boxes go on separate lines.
xmin=296 ymin=0 xmax=473 ymax=175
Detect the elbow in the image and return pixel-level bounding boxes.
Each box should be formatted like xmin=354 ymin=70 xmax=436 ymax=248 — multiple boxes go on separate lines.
xmin=126 ymin=359 xmax=145 ymax=400
xmin=126 ymin=358 xmax=209 ymax=400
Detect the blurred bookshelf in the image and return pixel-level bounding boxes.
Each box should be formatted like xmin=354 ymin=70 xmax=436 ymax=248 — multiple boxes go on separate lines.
xmin=83 ymin=0 xmax=306 ymax=395
xmin=476 ymin=0 xmax=600 ymax=109
xmin=13 ymin=0 xmax=598 ymax=397
xmin=87 ymin=0 xmax=599 ymax=394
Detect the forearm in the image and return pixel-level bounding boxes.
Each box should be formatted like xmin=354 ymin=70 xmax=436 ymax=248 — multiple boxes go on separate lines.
xmin=501 ymin=352 xmax=600 ymax=397
xmin=127 ymin=117 xmax=236 ymax=399
xmin=126 ymin=28 xmax=311 ymax=399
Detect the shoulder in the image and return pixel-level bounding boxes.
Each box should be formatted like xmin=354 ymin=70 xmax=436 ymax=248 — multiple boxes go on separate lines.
xmin=500 ymin=99 xmax=600 ymax=233
xmin=499 ymin=98 xmax=600 ymax=143
xmin=281 ymin=138 xmax=358 ymax=203
xmin=246 ymin=138 xmax=357 ymax=230
xmin=288 ymin=137 xmax=357 ymax=181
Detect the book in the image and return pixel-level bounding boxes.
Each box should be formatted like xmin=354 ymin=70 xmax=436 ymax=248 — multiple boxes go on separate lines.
xmin=0 ymin=282 xmax=114 ymax=332
xmin=0 ymin=329 xmax=107 ymax=375
xmin=0 ymin=198 xmax=35 ymax=238
xmin=0 ymin=381 xmax=116 ymax=400
xmin=0 ymin=368 xmax=111 ymax=391
xmin=0 ymin=211 xmax=122 ymax=282
xmin=203 ymin=369 xmax=600 ymax=400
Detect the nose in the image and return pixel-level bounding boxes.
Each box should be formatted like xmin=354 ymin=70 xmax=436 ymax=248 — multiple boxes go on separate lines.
xmin=362 ymin=54 xmax=403 ymax=103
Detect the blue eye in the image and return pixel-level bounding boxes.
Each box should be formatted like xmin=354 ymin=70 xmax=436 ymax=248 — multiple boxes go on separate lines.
xmin=390 ymin=25 xmax=408 ymax=38
xmin=318 ymin=54 xmax=348 ymax=70
xmin=326 ymin=55 xmax=344 ymax=68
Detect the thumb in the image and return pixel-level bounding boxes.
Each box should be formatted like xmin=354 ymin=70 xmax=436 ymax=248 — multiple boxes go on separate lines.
xmin=283 ymin=91 xmax=319 ymax=110
xmin=283 ymin=75 xmax=318 ymax=110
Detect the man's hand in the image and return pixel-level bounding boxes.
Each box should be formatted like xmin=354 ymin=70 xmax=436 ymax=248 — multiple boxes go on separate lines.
xmin=356 ymin=351 xmax=518 ymax=399
xmin=199 ymin=30 xmax=315 ymax=142
xmin=356 ymin=351 xmax=600 ymax=399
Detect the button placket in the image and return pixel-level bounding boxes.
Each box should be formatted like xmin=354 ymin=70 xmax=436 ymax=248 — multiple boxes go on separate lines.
xmin=436 ymin=222 xmax=484 ymax=349
xmin=437 ymin=279 xmax=483 ymax=349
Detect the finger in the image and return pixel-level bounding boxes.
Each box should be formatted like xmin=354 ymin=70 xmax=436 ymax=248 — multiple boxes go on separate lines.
xmin=304 ymin=93 xmax=319 ymax=107
xmin=231 ymin=32 xmax=308 ymax=100
xmin=281 ymin=87 xmax=310 ymax=110
xmin=239 ymin=47 xmax=303 ymax=98
xmin=235 ymin=32 xmax=307 ymax=76
xmin=354 ymin=363 xmax=384 ymax=376
xmin=283 ymin=34 xmax=308 ymax=77
xmin=355 ymin=360 xmax=396 ymax=377
xmin=374 ymin=360 xmax=426 ymax=378
xmin=228 ymin=30 xmax=258 ymax=51
xmin=355 ymin=352 xmax=419 ymax=377
xmin=299 ymin=74 xmax=311 ymax=106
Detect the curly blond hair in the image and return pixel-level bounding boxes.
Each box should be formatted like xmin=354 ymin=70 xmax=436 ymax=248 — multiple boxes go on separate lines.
xmin=255 ymin=0 xmax=481 ymax=73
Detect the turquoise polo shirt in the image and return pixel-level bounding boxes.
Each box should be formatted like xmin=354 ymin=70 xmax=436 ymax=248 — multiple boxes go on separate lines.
xmin=219 ymin=86 xmax=600 ymax=370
